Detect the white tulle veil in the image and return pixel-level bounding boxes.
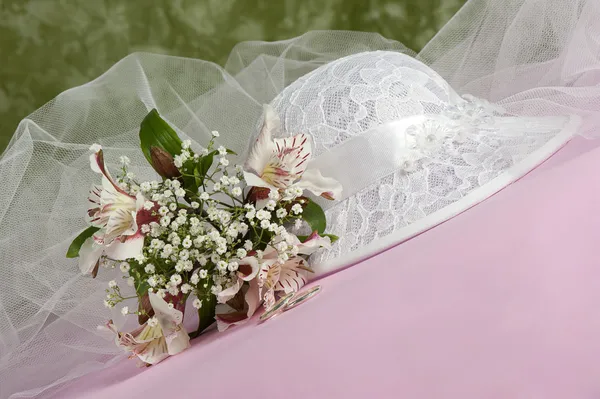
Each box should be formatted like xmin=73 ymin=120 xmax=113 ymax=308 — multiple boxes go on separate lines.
xmin=2 ymin=0 xmax=600 ymax=397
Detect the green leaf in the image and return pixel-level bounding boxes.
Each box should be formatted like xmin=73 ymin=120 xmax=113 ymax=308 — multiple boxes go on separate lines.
xmin=297 ymin=233 xmax=339 ymax=243
xmin=325 ymin=234 xmax=339 ymax=243
xmin=226 ymin=149 xmax=237 ymax=155
xmin=194 ymin=292 xmax=217 ymax=336
xmin=197 ymin=151 xmax=216 ymax=179
xmin=139 ymin=109 xmax=183 ymax=165
xmin=302 ymin=198 xmax=327 ymax=234
xmin=66 ymin=226 xmax=100 ymax=258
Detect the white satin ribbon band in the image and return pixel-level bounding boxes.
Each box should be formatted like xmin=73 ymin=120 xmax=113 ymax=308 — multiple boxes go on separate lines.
xmin=307 ymin=115 xmax=428 ymax=208
xmin=308 ymin=114 xmax=575 ymax=210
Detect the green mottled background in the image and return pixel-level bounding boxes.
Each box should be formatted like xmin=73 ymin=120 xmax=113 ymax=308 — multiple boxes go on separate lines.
xmin=0 ymin=0 xmax=465 ymax=154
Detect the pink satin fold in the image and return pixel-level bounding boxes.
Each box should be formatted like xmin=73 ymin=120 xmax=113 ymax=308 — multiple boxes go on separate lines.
xmin=53 ymin=138 xmax=600 ymax=399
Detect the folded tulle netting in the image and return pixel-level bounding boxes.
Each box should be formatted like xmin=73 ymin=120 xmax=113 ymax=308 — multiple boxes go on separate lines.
xmin=2 ymin=0 xmax=600 ymax=397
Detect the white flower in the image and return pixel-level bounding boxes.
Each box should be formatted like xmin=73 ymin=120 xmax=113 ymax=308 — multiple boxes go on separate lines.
xmin=228 ymin=262 xmax=239 ymax=272
xmin=265 ymin=200 xmax=276 ymax=211
xmin=140 ymin=182 xmax=151 ymax=192
xmin=119 ymin=262 xmax=130 ymax=273
xmin=199 ymin=269 xmax=208 ymax=279
xmin=143 ymin=201 xmax=154 ymax=211
xmin=213 ymin=183 xmax=222 ymax=191
xmin=220 ymin=157 xmax=229 ymax=167
xmin=141 ymin=224 xmax=151 ymax=234
xmin=108 ymin=280 xmax=117 ymax=288
xmin=244 ymin=240 xmax=253 ymax=251
xmin=193 ymin=298 xmax=203 ymax=309
xmin=211 ymin=130 xmax=220 ymax=137
xmin=103 ymin=299 xmax=113 ymax=308
xmin=230 ymin=177 xmax=240 ymax=185
xmin=256 ymin=210 xmax=271 ymax=220
xmin=150 ymin=181 xmax=160 ymax=189
xmin=121 ymin=306 xmax=129 ymax=315
xmin=182 ymin=236 xmax=192 ymax=248
xmin=170 ymin=222 xmax=179 ymax=231
xmin=170 ymin=274 xmax=182 ymax=286
xmin=158 ymin=206 xmax=169 ymax=216
xmin=217 ymin=261 xmax=228 ymax=272
xmin=232 ymin=187 xmax=242 ymax=196
xmin=160 ymin=216 xmax=171 ymax=227
xmin=236 ymin=248 xmax=247 ymax=259
xmin=294 ymin=219 xmax=303 ymax=230
xmin=211 ymin=285 xmax=223 ymax=295
xmin=119 ymin=155 xmax=131 ymax=166
xmin=246 ymin=209 xmax=256 ymax=220
xmin=145 ymin=264 xmax=155 ymax=274
xmin=179 ymin=249 xmax=189 ymax=261
xmin=268 ymin=189 xmax=280 ymax=201
xmin=199 ymin=192 xmax=210 ymax=201
xmin=198 ymin=255 xmax=208 ymax=266
xmin=190 ymin=273 xmax=199 ymax=285
xmin=243 ymin=105 xmax=342 ymax=207
xmin=182 ymin=140 xmax=192 ymax=149
xmin=162 ymin=244 xmax=174 ymax=257
xmin=276 ymin=208 xmax=288 ymax=219
xmin=79 ymin=149 xmax=155 ymax=275
xmin=260 ymin=220 xmax=271 ymax=229
xmin=163 ymin=190 xmax=173 ymax=198
xmin=175 ymin=188 xmax=186 ymax=197
xmin=291 ymin=204 xmax=303 ymax=215
xmin=173 ymin=157 xmax=183 ymax=168
xmin=191 ymin=201 xmax=200 ymax=209
xmin=148 ymin=276 xmax=158 ymax=287
xmin=218 ymin=146 xmax=227 ymax=155
xmin=169 ymin=203 xmax=177 ymax=211
xmin=126 ymin=172 xmax=135 ymax=179
xmin=147 ymin=316 xmax=159 ymax=328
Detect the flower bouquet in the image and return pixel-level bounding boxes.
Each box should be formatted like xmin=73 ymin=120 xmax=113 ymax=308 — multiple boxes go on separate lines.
xmin=66 ymin=105 xmax=341 ymax=365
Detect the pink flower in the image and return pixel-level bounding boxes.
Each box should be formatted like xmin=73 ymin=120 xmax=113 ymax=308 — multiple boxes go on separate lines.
xmin=79 ymin=147 xmax=157 ymax=274
xmin=104 ymin=293 xmax=190 ymax=366
xmin=215 ymin=232 xmax=331 ymax=331
xmin=243 ymin=105 xmax=342 ymax=207
xmin=215 ymin=256 xmax=262 ymax=332
xmin=258 ymin=232 xmax=331 ymax=308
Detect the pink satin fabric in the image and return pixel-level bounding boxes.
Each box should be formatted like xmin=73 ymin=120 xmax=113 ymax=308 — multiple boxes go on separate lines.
xmin=53 ymin=138 xmax=600 ymax=398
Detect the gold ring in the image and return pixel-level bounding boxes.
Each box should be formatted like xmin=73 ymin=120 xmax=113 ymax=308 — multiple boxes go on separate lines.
xmin=259 ymin=292 xmax=294 ymax=323
xmin=285 ymin=285 xmax=322 ymax=311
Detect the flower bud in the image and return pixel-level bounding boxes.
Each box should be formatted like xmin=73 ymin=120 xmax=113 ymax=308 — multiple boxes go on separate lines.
xmin=150 ymin=146 xmax=181 ymax=178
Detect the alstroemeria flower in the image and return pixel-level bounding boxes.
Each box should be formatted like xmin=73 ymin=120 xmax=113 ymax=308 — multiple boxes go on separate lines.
xmin=217 ymin=256 xmax=260 ymax=304
xmin=215 ymin=232 xmax=331 ymax=331
xmin=79 ymin=146 xmax=158 ymax=275
xmin=215 ymin=257 xmax=261 ymax=332
xmin=258 ymin=232 xmax=332 ymax=308
xmin=244 ymin=105 xmax=342 ymax=207
xmin=105 ymin=293 xmax=190 ymax=365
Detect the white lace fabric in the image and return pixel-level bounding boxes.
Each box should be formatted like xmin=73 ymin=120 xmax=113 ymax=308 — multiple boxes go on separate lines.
xmin=268 ymin=50 xmax=578 ymax=270
xmin=1 ymin=0 xmax=600 ymax=398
